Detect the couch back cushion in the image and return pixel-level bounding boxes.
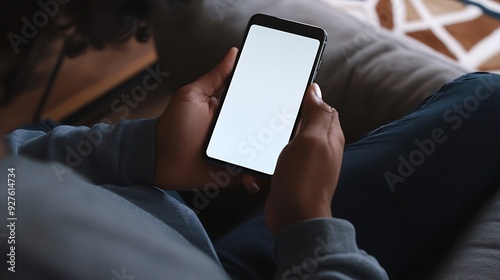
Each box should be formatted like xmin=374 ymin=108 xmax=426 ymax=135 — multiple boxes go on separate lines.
xmin=151 ymin=0 xmax=466 ymax=142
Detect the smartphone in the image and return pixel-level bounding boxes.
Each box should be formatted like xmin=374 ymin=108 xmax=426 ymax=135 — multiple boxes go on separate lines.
xmin=205 ymin=14 xmax=327 ymax=176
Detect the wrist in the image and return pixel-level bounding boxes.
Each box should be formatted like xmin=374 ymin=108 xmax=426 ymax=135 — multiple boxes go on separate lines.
xmin=266 ymin=203 xmax=332 ymax=235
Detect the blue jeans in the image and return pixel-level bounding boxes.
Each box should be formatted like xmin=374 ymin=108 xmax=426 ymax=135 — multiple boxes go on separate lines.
xmin=214 ymin=72 xmax=500 ymax=279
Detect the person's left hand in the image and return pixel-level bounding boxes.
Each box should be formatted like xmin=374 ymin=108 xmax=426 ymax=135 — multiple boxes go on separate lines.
xmin=154 ymin=48 xmax=255 ymax=191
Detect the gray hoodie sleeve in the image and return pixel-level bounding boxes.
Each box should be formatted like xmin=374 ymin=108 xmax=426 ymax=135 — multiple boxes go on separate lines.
xmin=274 ymin=218 xmax=388 ymax=280
xmin=4 ymin=119 xmax=158 ymax=186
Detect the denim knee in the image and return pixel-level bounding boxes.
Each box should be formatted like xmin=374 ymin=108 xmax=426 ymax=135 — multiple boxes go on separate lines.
xmin=445 ymin=72 xmax=500 ymax=116
xmin=453 ymin=72 xmax=500 ymax=97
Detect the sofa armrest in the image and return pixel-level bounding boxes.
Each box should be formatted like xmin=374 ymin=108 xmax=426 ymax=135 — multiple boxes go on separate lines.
xmin=429 ymin=187 xmax=500 ymax=279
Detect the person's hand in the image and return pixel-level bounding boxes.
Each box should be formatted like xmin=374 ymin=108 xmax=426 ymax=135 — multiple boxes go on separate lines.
xmin=264 ymin=84 xmax=345 ymax=235
xmin=155 ymin=48 xmax=246 ymax=190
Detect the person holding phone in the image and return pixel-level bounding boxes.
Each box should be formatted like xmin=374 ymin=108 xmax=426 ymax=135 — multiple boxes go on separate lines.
xmin=1 ymin=47 xmax=388 ymax=279
xmin=204 ymin=15 xmax=328 ymax=177
xmin=1 ymin=1 xmax=500 ymax=279
xmin=3 ymin=44 xmax=500 ymax=279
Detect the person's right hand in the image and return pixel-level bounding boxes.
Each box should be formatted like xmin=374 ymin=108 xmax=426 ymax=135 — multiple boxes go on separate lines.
xmin=264 ymin=83 xmax=345 ymax=235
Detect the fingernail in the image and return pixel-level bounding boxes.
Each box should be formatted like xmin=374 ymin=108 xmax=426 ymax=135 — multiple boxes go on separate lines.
xmin=251 ymin=182 xmax=260 ymax=193
xmin=313 ymin=84 xmax=322 ymax=99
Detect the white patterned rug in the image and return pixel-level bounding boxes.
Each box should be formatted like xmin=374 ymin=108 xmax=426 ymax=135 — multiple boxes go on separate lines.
xmin=322 ymin=0 xmax=500 ymax=73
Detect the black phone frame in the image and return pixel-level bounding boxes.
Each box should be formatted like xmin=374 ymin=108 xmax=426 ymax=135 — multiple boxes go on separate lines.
xmin=204 ymin=13 xmax=328 ymax=178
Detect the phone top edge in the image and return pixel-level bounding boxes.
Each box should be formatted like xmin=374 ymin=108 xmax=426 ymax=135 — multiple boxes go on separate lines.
xmin=249 ymin=13 xmax=327 ymax=43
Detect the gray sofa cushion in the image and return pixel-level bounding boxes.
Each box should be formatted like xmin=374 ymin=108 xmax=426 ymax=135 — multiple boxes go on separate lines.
xmin=429 ymin=188 xmax=500 ymax=280
xmin=151 ymin=0 xmax=466 ymax=142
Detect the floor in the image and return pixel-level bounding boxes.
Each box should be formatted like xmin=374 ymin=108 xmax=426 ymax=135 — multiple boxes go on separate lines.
xmin=0 ymin=37 xmax=159 ymax=135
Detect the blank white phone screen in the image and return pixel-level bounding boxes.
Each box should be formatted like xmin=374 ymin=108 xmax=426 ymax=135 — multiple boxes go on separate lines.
xmin=206 ymin=24 xmax=320 ymax=175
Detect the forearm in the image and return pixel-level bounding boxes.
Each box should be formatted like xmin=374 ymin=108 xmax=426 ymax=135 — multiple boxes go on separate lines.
xmin=274 ymin=218 xmax=388 ymax=280
xmin=5 ymin=119 xmax=158 ymax=186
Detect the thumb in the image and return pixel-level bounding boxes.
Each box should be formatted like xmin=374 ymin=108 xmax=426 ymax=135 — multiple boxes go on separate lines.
xmin=298 ymin=83 xmax=336 ymax=136
xmin=188 ymin=47 xmax=238 ymax=97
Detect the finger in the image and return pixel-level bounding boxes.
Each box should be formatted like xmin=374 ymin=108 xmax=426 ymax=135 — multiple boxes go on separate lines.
xmin=242 ymin=174 xmax=270 ymax=194
xmin=190 ymin=47 xmax=238 ymax=97
xmin=297 ymin=83 xmax=337 ymax=137
xmin=291 ymin=118 xmax=302 ymax=138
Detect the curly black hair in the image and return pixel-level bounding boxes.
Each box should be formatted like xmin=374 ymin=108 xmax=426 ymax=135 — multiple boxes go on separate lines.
xmin=59 ymin=0 xmax=157 ymax=55
xmin=0 ymin=0 xmax=188 ymax=104
xmin=2 ymin=0 xmax=194 ymax=55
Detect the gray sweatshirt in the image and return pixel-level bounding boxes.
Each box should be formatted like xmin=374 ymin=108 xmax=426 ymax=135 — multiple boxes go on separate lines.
xmin=0 ymin=119 xmax=388 ymax=279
